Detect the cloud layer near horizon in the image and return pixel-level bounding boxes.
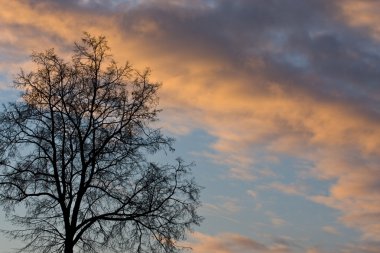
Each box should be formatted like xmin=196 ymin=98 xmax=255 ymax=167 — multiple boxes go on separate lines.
xmin=1 ymin=0 xmax=380 ymax=252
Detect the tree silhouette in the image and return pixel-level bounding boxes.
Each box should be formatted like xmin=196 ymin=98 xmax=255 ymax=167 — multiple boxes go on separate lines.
xmin=0 ymin=33 xmax=202 ymax=253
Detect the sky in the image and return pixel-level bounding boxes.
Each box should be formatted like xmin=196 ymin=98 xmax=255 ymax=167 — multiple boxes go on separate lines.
xmin=1 ymin=0 xmax=380 ymax=252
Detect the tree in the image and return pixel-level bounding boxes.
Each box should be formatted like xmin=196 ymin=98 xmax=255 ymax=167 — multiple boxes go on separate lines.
xmin=0 ymin=33 xmax=202 ymax=253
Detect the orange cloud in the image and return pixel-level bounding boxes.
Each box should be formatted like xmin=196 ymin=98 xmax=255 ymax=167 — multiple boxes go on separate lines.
xmin=308 ymin=150 xmax=380 ymax=240
xmin=339 ymin=0 xmax=380 ymax=41
xmin=322 ymin=226 xmax=340 ymax=236
xmin=268 ymin=182 xmax=307 ymax=196
xmin=189 ymin=232 xmax=291 ymax=253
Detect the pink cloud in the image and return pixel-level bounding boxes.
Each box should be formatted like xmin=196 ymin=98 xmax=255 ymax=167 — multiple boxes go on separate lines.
xmin=189 ymin=232 xmax=287 ymax=253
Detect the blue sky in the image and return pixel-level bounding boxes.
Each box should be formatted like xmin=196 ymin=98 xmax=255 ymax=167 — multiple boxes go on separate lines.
xmin=1 ymin=1 xmax=380 ymax=252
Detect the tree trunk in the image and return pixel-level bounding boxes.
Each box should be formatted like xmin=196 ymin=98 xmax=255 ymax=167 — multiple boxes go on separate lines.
xmin=64 ymin=243 xmax=74 ymax=253
xmin=64 ymin=236 xmax=74 ymax=253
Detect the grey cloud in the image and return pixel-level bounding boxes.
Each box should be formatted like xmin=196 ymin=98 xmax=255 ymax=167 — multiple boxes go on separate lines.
xmin=343 ymin=241 xmax=380 ymax=253
xmin=115 ymin=0 xmax=380 ymax=116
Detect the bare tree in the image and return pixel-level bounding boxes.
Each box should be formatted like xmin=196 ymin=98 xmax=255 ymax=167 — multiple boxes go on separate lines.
xmin=0 ymin=33 xmax=202 ymax=253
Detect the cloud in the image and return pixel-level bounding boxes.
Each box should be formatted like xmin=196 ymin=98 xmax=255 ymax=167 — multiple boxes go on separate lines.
xmin=267 ymin=182 xmax=308 ymax=196
xmin=271 ymin=217 xmax=286 ymax=227
xmin=265 ymin=211 xmax=287 ymax=227
xmin=322 ymin=226 xmax=340 ymax=236
xmin=338 ymin=0 xmax=380 ymax=41
xmin=309 ymin=153 xmax=380 ymax=240
xmin=344 ymin=242 xmax=380 ymax=253
xmin=189 ymin=231 xmax=380 ymax=253
xmin=247 ymin=190 xmax=257 ymax=198
xmin=189 ymin=232 xmax=291 ymax=253
xmin=189 ymin=232 xmax=344 ymax=253
xmin=305 ymin=247 xmax=328 ymax=253
xmin=202 ymin=196 xmax=243 ymax=215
